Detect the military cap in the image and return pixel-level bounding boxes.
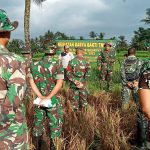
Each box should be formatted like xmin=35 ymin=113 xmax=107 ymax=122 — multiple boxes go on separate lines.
xmin=44 ymin=44 xmax=57 ymax=54
xmin=104 ymin=42 xmax=112 ymax=47
xmin=0 ymin=9 xmax=18 ymax=32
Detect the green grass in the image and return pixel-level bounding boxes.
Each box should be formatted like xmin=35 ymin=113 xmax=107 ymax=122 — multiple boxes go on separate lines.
xmin=32 ymin=51 xmax=149 ymax=94
xmin=87 ymin=62 xmax=122 ymax=94
xmin=33 ymin=51 xmax=150 ymax=61
xmin=28 ymin=51 xmax=146 ymax=149
xmin=117 ymin=51 xmax=150 ymax=60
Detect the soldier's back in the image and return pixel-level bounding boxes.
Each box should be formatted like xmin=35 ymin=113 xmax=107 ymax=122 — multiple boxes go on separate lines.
xmin=0 ymin=49 xmax=28 ymax=149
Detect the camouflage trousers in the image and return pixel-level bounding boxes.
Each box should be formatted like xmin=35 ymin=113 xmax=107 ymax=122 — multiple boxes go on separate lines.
xmin=99 ymin=63 xmax=113 ymax=82
xmin=121 ymin=85 xmax=138 ymax=105
xmin=69 ymin=87 xmax=89 ymax=110
xmin=0 ymin=121 xmax=28 ymax=150
xmin=32 ymin=103 xmax=63 ymax=139
xmin=121 ymin=85 xmax=150 ymax=148
xmin=0 ymin=103 xmax=28 ymax=150
xmin=137 ymin=109 xmax=150 ymax=148
xmin=147 ymin=121 xmax=150 ymax=149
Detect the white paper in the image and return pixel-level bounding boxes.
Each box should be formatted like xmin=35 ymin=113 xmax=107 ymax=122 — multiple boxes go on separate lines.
xmin=33 ymin=97 xmax=41 ymax=105
xmin=33 ymin=97 xmax=52 ymax=108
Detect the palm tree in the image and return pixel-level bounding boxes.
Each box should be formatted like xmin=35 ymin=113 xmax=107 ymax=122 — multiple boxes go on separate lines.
xmin=24 ymin=0 xmax=31 ymax=51
xmin=117 ymin=35 xmax=128 ymax=51
xmin=24 ymin=0 xmax=46 ymax=52
xmin=89 ymin=31 xmax=97 ymax=39
xmin=99 ymin=32 xmax=105 ymax=40
xmin=45 ymin=30 xmax=55 ymax=41
xmin=118 ymin=35 xmax=126 ymax=43
xmin=24 ymin=0 xmax=46 ymax=120
xmin=141 ymin=8 xmax=150 ymax=24
xmin=79 ymin=36 xmax=84 ymax=40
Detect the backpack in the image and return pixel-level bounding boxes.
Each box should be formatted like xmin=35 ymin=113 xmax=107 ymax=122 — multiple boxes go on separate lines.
xmin=124 ymin=58 xmax=139 ymax=81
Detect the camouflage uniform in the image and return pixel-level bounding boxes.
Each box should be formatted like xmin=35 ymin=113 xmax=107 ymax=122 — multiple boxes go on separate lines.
xmin=31 ymin=56 xmax=64 ymax=139
xmin=0 ymin=45 xmax=28 ymax=149
xmin=121 ymin=55 xmax=142 ymax=105
xmin=67 ymin=55 xmax=91 ymax=110
xmin=138 ymin=60 xmax=150 ymax=149
xmin=97 ymin=49 xmax=116 ymax=82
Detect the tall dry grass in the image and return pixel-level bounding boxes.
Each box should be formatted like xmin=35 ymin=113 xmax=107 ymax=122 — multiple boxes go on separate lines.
xmin=26 ymin=89 xmax=137 ymax=150
xmin=27 ymin=49 xmax=143 ymax=150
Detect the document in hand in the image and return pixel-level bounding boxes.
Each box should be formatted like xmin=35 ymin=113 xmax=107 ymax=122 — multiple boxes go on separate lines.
xmin=33 ymin=97 xmax=53 ymax=108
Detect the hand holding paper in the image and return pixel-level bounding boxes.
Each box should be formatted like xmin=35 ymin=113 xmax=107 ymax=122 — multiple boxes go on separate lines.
xmin=33 ymin=97 xmax=52 ymax=108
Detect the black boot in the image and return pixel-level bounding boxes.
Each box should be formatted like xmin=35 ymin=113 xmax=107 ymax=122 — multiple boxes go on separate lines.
xmin=50 ymin=138 xmax=56 ymax=150
xmin=32 ymin=135 xmax=42 ymax=150
xmin=136 ymin=110 xmax=148 ymax=149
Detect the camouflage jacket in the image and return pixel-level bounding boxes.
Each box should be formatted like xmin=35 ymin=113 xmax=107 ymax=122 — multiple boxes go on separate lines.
xmin=31 ymin=56 xmax=64 ymax=96
xmin=67 ymin=55 xmax=91 ymax=87
xmin=121 ymin=55 xmax=143 ymax=85
xmin=97 ymin=49 xmax=116 ymax=67
xmin=139 ymin=60 xmax=150 ymax=89
xmin=140 ymin=59 xmax=150 ymax=74
xmin=0 ymin=45 xmax=28 ymax=143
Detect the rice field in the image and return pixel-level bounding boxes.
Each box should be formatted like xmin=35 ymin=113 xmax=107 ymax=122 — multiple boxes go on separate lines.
xmin=27 ymin=51 xmax=149 ymax=150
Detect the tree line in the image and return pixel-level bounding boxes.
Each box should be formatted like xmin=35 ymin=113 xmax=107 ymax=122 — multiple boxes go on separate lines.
xmin=8 ymin=27 xmax=150 ymax=54
xmin=8 ymin=4 xmax=150 ymax=54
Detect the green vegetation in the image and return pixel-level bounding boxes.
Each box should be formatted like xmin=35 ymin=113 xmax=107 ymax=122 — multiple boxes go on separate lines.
xmin=117 ymin=51 xmax=150 ymax=60
xmin=32 ymin=51 xmax=149 ymax=94
xmin=22 ymin=5 xmax=150 ymax=149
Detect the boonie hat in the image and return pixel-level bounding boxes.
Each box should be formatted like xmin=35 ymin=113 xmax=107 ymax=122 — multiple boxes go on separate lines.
xmin=45 ymin=44 xmax=57 ymax=54
xmin=0 ymin=9 xmax=18 ymax=32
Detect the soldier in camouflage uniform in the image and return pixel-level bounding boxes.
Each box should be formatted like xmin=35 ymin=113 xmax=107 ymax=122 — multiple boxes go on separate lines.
xmin=121 ymin=48 xmax=147 ymax=148
xmin=29 ymin=44 xmax=64 ymax=149
xmin=66 ymin=47 xmax=91 ymax=111
xmin=138 ymin=59 xmax=150 ymax=149
xmin=121 ymin=47 xmax=142 ymax=108
xmin=97 ymin=42 xmax=116 ymax=89
xmin=0 ymin=10 xmax=28 ymax=149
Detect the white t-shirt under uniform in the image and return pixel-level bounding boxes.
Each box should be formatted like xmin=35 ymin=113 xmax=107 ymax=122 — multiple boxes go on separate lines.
xmin=59 ymin=52 xmax=74 ymax=69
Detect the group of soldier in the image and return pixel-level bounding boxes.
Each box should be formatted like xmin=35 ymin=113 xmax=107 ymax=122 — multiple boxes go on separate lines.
xmin=96 ymin=39 xmax=150 ymax=149
xmin=97 ymin=40 xmax=150 ymax=149
xmin=0 ymin=9 xmax=91 ymax=150
xmin=0 ymin=9 xmax=150 ymax=150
